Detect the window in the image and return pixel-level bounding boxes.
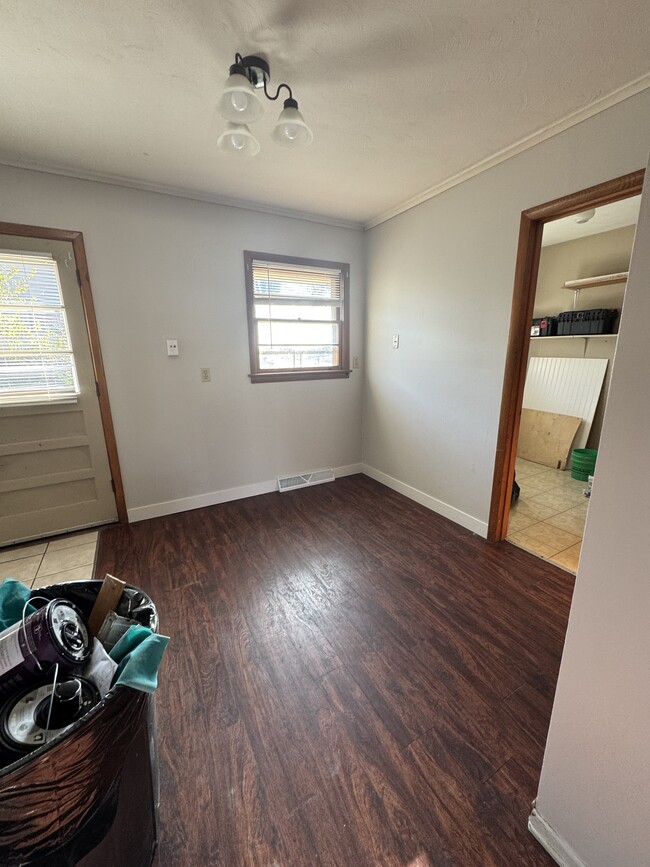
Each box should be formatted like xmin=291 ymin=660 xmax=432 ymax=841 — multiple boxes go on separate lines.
xmin=0 ymin=250 xmax=80 ymax=405
xmin=245 ymin=251 xmax=350 ymax=383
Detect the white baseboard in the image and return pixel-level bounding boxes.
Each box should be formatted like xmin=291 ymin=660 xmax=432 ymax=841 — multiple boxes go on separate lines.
xmin=127 ymin=479 xmax=277 ymax=522
xmin=360 ymin=463 xmax=488 ymax=537
xmin=127 ymin=463 xmax=364 ymax=522
xmin=334 ymin=462 xmax=363 ymax=478
xmin=528 ymin=808 xmax=588 ymax=867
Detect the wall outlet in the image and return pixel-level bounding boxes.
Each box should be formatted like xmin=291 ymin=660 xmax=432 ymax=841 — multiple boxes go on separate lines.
xmin=200 ymin=367 xmax=211 ymax=382
xmin=392 ymin=334 xmax=400 ymax=349
xmin=166 ymin=338 xmax=179 ymax=356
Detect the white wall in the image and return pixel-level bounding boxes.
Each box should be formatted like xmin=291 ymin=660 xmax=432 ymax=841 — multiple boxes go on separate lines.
xmin=363 ymin=89 xmax=650 ymax=535
xmin=530 ymin=160 xmax=650 ymax=867
xmin=535 ymin=225 xmax=634 ymax=319
xmin=0 ymin=167 xmax=365 ymax=518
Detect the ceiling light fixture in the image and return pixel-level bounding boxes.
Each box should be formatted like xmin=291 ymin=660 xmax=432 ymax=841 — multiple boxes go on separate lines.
xmin=575 ymin=208 xmax=596 ymax=224
xmin=217 ymin=53 xmax=313 ymax=155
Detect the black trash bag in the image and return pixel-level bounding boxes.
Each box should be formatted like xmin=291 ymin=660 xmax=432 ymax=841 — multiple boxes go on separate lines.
xmin=0 ymin=580 xmax=159 ymax=867
xmin=511 ymin=473 xmax=521 ymax=505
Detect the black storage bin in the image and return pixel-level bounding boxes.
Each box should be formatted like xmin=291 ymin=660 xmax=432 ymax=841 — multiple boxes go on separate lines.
xmin=0 ymin=580 xmax=159 ymax=867
xmin=531 ymin=316 xmax=558 ymax=336
xmin=557 ymin=308 xmax=618 ymax=336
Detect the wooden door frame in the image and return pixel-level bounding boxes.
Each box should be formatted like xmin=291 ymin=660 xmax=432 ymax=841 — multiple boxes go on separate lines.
xmin=487 ymin=169 xmax=645 ymax=542
xmin=0 ymin=220 xmax=128 ymax=525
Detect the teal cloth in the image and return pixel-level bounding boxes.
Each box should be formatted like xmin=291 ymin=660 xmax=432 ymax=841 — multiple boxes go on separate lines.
xmin=0 ymin=579 xmax=168 ymax=693
xmin=109 ymin=624 xmax=169 ymax=693
xmin=0 ymin=579 xmax=36 ymax=631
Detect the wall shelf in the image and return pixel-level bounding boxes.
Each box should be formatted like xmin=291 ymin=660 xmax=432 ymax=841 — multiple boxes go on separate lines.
xmin=530 ymin=334 xmax=617 ymax=341
xmin=563 ymin=272 xmax=628 ymax=290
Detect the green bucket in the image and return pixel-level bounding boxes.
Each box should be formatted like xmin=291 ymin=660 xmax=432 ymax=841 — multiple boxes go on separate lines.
xmin=571 ymin=448 xmax=597 ymax=481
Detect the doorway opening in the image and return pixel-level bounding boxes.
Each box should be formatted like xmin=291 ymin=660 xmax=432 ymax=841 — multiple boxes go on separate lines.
xmin=487 ymin=170 xmax=645 ymax=559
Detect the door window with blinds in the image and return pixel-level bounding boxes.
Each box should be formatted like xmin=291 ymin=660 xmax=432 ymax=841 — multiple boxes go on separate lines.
xmin=245 ymin=251 xmax=350 ymax=382
xmin=0 ymin=250 xmax=80 ymax=405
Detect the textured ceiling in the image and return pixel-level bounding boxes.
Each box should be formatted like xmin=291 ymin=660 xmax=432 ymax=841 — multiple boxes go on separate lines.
xmin=1 ymin=0 xmax=649 ymax=227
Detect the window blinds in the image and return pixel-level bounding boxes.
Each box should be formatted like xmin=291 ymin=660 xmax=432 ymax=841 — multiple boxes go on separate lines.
xmin=251 ymin=259 xmax=344 ymax=372
xmin=0 ymin=251 xmax=80 ymax=405
xmin=252 ymin=260 xmax=342 ymax=302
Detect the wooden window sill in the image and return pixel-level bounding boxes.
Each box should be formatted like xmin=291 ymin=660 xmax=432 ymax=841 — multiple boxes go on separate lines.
xmin=250 ymin=370 xmax=350 ymax=383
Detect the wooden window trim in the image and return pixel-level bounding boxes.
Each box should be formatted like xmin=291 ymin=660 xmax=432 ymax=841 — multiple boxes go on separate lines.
xmin=244 ymin=250 xmax=350 ymax=383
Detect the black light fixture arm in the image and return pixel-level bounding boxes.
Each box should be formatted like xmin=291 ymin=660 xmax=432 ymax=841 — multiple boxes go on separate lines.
xmin=262 ymin=80 xmax=293 ymax=103
xmin=232 ymin=52 xmax=297 ymax=107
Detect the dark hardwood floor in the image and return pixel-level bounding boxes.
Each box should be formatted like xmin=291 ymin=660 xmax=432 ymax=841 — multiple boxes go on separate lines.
xmin=96 ymin=474 xmax=574 ymax=867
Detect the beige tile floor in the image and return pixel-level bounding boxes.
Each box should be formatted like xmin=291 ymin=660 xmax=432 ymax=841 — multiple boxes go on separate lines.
xmin=507 ymin=458 xmax=590 ymax=573
xmin=0 ymin=531 xmax=99 ymax=590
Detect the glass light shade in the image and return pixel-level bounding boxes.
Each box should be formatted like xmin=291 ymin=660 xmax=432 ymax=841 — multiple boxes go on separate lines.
xmin=575 ymin=208 xmax=596 ymax=224
xmin=271 ymin=106 xmax=313 ymax=148
xmin=217 ymin=123 xmax=261 ymax=156
xmin=218 ymin=72 xmax=264 ymax=123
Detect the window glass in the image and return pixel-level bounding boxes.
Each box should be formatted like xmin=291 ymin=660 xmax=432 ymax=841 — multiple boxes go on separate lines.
xmin=245 ymin=252 xmax=350 ymax=382
xmin=0 ymin=251 xmax=80 ymax=405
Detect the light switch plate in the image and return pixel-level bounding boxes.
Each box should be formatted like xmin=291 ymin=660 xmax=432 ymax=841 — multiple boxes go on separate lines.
xmin=166 ymin=339 xmax=179 ymax=356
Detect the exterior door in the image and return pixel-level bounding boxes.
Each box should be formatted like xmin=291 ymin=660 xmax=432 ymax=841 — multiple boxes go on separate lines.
xmin=1 ymin=233 xmax=119 ymax=544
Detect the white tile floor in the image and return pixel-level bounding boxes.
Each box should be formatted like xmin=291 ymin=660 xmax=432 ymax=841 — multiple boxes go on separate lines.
xmin=507 ymin=458 xmax=590 ymax=573
xmin=0 ymin=531 xmax=99 ymax=590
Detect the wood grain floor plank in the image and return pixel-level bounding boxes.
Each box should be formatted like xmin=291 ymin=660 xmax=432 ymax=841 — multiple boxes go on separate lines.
xmin=472 ymin=757 xmax=558 ymax=867
xmin=315 ymin=667 xmax=455 ymax=867
xmin=96 ymin=475 xmax=574 ymax=866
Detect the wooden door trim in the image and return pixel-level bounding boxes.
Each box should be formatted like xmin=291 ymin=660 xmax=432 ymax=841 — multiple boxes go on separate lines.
xmin=0 ymin=221 xmax=128 ymax=525
xmin=487 ymin=169 xmax=645 ymax=542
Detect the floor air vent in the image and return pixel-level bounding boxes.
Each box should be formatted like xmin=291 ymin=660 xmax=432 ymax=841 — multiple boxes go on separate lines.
xmin=277 ymin=469 xmax=335 ymax=493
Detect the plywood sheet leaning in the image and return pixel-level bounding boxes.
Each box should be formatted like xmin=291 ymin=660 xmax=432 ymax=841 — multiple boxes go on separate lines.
xmin=522 ymin=356 xmax=608 ymax=450
xmin=517 ymin=409 xmax=582 ymax=469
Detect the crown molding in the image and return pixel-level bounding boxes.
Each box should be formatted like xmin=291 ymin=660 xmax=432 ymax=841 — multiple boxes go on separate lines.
xmin=0 ymin=159 xmax=364 ymax=232
xmin=1 ymin=74 xmax=648 ymax=234
xmin=365 ymin=74 xmax=650 ymax=230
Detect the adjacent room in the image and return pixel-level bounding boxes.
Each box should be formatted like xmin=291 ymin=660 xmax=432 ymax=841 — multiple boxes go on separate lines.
xmin=506 ymin=197 xmax=640 ymax=572
xmin=0 ymin=3 xmax=649 ymax=866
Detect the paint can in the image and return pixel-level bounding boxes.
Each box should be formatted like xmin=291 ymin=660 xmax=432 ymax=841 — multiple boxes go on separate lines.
xmin=0 ymin=675 xmax=100 ymax=757
xmin=0 ymin=600 xmax=92 ymax=698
